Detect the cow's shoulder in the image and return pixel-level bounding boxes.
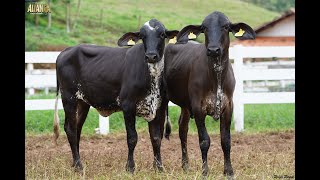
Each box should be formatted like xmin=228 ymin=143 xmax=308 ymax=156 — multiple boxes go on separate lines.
xmin=123 ymin=43 xmax=144 ymax=61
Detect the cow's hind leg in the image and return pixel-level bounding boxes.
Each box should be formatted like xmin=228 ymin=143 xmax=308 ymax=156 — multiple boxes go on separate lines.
xmin=220 ymin=101 xmax=234 ymax=177
xmin=179 ymin=107 xmax=190 ymax=172
xmin=122 ymin=101 xmax=138 ymax=173
xmin=76 ymin=101 xmax=90 ymax=160
xmin=62 ymin=97 xmax=83 ymax=171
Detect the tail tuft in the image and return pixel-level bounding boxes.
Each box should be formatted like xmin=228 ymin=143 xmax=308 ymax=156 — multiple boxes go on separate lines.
xmin=164 ymin=106 xmax=171 ymax=140
xmin=53 ymin=94 xmax=60 ymax=146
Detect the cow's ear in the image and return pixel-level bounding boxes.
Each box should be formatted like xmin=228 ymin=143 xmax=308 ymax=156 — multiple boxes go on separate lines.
xmin=117 ymin=32 xmax=141 ymax=47
xmin=165 ymin=30 xmax=179 ymax=39
xmin=165 ymin=30 xmax=179 ymax=44
xmin=176 ymin=25 xmax=203 ymax=44
xmin=229 ymin=23 xmax=256 ymax=40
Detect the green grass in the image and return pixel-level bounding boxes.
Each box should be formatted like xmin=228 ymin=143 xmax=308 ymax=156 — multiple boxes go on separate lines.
xmin=25 ymin=0 xmax=279 ymax=50
xmin=25 ymin=103 xmax=294 ymax=135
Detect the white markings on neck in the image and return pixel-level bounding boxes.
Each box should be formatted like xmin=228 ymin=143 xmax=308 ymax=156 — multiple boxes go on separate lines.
xmin=136 ymin=57 xmax=164 ymax=122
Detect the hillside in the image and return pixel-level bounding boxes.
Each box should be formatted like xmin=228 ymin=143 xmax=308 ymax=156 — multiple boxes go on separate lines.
xmin=25 ymin=0 xmax=279 ymax=51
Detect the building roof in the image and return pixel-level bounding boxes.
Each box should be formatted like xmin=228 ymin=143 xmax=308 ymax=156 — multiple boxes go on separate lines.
xmin=254 ymin=8 xmax=295 ymax=34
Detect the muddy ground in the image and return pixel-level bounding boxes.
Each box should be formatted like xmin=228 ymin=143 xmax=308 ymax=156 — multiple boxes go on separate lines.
xmin=26 ymin=130 xmax=294 ymax=179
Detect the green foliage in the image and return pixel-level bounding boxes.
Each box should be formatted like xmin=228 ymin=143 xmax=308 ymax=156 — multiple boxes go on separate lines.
xmin=240 ymin=0 xmax=295 ymax=12
xmin=25 ymin=0 xmax=279 ymax=50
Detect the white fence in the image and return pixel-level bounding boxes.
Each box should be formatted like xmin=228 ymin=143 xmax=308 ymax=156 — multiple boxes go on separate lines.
xmin=25 ymin=45 xmax=295 ymax=133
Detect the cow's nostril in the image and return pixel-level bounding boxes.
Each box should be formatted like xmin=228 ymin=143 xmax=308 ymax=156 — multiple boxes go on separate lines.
xmin=146 ymin=54 xmax=157 ymax=62
xmin=207 ymin=47 xmax=221 ymax=56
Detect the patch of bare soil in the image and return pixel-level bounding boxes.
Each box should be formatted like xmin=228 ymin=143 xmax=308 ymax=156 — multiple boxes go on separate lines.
xmin=26 ymin=131 xmax=294 ymax=179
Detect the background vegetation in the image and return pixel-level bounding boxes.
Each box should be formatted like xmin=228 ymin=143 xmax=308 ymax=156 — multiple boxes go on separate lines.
xmin=25 ymin=0 xmax=281 ymax=51
xmin=240 ymin=0 xmax=295 ymax=13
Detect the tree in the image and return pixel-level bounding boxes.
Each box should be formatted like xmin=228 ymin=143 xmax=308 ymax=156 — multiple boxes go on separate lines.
xmin=47 ymin=0 xmax=51 ymax=29
xmin=241 ymin=0 xmax=295 ymax=12
xmin=72 ymin=0 xmax=81 ymax=31
xmin=66 ymin=0 xmax=71 ymax=33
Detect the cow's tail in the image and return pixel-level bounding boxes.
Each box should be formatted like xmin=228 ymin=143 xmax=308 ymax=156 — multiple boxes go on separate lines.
xmin=53 ymin=75 xmax=60 ymax=146
xmin=164 ymin=105 xmax=171 ymax=140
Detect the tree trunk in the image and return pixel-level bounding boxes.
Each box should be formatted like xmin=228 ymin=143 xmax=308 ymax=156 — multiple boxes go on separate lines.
xmin=100 ymin=9 xmax=103 ymax=28
xmin=66 ymin=1 xmax=70 ymax=33
xmin=35 ymin=14 xmax=38 ymax=27
xmin=72 ymin=0 xmax=81 ymax=31
xmin=47 ymin=0 xmax=51 ymax=29
xmin=137 ymin=15 xmax=141 ymax=31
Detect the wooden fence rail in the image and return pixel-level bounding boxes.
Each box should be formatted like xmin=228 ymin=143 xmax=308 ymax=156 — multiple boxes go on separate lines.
xmin=25 ymin=45 xmax=295 ymax=133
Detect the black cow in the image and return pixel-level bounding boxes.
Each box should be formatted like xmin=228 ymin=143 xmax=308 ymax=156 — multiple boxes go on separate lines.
xmin=53 ymin=19 xmax=178 ymax=173
xmin=163 ymin=11 xmax=255 ymax=177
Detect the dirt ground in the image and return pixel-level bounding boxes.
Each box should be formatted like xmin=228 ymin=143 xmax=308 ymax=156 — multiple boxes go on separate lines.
xmin=25 ymin=130 xmax=295 ymax=179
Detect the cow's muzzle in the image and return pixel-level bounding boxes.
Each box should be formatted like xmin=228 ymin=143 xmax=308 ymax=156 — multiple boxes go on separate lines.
xmin=145 ymin=53 xmax=159 ymax=63
xmin=207 ymin=47 xmax=221 ymax=57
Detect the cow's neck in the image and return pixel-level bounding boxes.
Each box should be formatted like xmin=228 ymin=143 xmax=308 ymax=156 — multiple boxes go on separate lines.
xmin=207 ymin=52 xmax=229 ymax=120
xmin=136 ymin=57 xmax=164 ymax=122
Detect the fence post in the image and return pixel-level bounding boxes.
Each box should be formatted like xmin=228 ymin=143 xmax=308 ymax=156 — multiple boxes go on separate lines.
xmin=99 ymin=115 xmax=109 ymax=135
xmin=45 ymin=87 xmax=49 ymax=95
xmin=27 ymin=63 xmax=35 ymax=95
xmin=233 ymin=45 xmax=244 ymax=132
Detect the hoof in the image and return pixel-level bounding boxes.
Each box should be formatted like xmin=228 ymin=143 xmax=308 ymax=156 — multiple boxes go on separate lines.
xmin=125 ymin=163 xmax=135 ymax=173
xmin=202 ymin=163 xmax=209 ymax=177
xmin=155 ymin=165 xmax=164 ymax=172
xmin=202 ymin=172 xmax=208 ymax=177
xmin=224 ymin=168 xmax=234 ymax=179
xmin=182 ymin=163 xmax=189 ymax=172
xmin=72 ymin=160 xmax=83 ymax=172
xmin=153 ymin=161 xmax=164 ymax=172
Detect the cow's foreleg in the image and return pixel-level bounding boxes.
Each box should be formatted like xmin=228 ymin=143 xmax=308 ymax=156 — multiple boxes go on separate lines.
xmin=220 ymin=101 xmax=234 ymax=177
xmin=148 ymin=117 xmax=164 ymax=172
xmin=122 ymin=101 xmax=138 ymax=173
xmin=179 ymin=108 xmax=190 ymax=172
xmin=63 ymin=99 xmax=83 ymax=171
xmin=193 ymin=105 xmax=210 ymax=176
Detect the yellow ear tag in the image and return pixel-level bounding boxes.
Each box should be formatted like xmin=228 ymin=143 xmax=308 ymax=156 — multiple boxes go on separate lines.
xmin=234 ymin=28 xmax=245 ymax=37
xmin=188 ymin=32 xmax=197 ymax=39
xmin=168 ymin=36 xmax=177 ymax=44
xmin=127 ymin=39 xmax=135 ymax=45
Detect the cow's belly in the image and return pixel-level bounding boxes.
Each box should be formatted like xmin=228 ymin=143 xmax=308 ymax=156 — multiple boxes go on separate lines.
xmin=96 ymin=108 xmax=121 ymax=117
xmin=202 ymin=92 xmax=229 ymax=119
xmin=75 ymin=89 xmax=121 ymax=117
xmin=94 ymin=97 xmax=122 ymax=117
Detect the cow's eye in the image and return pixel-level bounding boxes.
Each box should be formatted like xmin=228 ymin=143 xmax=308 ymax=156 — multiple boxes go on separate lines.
xmin=160 ymin=32 xmax=165 ymax=39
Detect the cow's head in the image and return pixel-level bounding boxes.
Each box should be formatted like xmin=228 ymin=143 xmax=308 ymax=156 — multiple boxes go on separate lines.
xmin=118 ymin=19 xmax=179 ymax=63
xmin=176 ymin=11 xmax=256 ymax=58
